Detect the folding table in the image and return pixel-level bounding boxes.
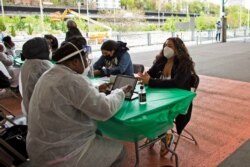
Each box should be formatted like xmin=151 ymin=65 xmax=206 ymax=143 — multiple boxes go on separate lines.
xmin=96 ymin=84 xmax=196 ymax=167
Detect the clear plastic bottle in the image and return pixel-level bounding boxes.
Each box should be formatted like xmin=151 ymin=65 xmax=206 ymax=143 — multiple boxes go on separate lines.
xmin=139 ymin=85 xmax=147 ymax=105
xmin=87 ymin=46 xmax=94 ymax=78
xmin=88 ymin=63 xmax=95 ymax=78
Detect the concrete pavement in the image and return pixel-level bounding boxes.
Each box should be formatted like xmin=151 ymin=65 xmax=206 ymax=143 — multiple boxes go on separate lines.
xmin=128 ymin=38 xmax=250 ymax=83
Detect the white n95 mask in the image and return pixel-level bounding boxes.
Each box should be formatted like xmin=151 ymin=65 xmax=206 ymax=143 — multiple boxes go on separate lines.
xmin=48 ymin=50 xmax=53 ymax=60
xmin=82 ymin=64 xmax=90 ymax=76
xmin=163 ymin=46 xmax=174 ymax=59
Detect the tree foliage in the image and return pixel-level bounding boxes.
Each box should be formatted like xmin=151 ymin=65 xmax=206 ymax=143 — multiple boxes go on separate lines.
xmin=1 ymin=1 xmax=250 ymax=34
xmin=189 ymin=1 xmax=204 ymax=15
xmin=195 ymin=14 xmax=217 ymax=30
xmin=0 ymin=17 xmax=6 ymax=32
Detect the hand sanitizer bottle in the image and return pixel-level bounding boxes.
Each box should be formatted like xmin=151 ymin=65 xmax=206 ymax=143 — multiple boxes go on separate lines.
xmin=139 ymin=84 xmax=146 ymax=105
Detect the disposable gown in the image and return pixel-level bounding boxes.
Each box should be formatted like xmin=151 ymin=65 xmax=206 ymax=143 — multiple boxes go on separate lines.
xmin=0 ymin=52 xmax=20 ymax=87
xmin=20 ymin=59 xmax=53 ymax=115
xmin=20 ymin=37 xmax=53 ymax=115
xmin=27 ymin=64 xmax=125 ymax=167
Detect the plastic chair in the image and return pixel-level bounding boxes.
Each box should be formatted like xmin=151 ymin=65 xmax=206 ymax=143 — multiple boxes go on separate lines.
xmin=133 ymin=64 xmax=144 ymax=73
xmin=170 ymin=73 xmax=200 ymax=159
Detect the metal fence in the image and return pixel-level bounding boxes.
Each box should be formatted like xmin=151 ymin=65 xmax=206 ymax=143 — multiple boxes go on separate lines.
xmin=111 ymin=29 xmax=250 ymax=47
xmin=7 ymin=28 xmax=250 ymax=50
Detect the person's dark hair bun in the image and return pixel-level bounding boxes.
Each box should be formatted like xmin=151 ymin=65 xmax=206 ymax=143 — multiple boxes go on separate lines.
xmin=52 ymin=36 xmax=87 ymax=62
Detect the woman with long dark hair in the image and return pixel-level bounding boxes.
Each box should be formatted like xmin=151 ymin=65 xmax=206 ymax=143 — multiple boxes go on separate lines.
xmin=138 ymin=37 xmax=197 ymax=156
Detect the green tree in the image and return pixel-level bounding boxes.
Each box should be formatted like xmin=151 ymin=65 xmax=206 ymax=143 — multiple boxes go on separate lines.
xmin=163 ymin=3 xmax=173 ymax=12
xmin=0 ymin=18 xmax=6 ymax=32
xmin=144 ymin=0 xmax=156 ymax=11
xmin=143 ymin=24 xmax=157 ymax=31
xmin=61 ymin=21 xmax=67 ymax=32
xmin=226 ymin=5 xmax=241 ymax=28
xmin=120 ymin=0 xmax=135 ymax=10
xmin=162 ymin=17 xmax=177 ymax=31
xmin=27 ymin=24 xmax=33 ymax=35
xmin=195 ymin=14 xmax=217 ymax=30
xmin=134 ymin=0 xmax=144 ymax=10
xmin=208 ymin=3 xmax=220 ymax=15
xmin=10 ymin=26 xmax=16 ymax=37
xmin=189 ymin=1 xmax=204 ymax=15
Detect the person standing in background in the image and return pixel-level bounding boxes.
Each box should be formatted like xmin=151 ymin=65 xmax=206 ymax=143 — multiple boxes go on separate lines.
xmin=65 ymin=20 xmax=83 ymax=41
xmin=216 ymin=21 xmax=222 ymax=42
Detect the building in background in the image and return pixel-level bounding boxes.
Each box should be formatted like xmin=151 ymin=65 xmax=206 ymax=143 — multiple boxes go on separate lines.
xmin=96 ymin=0 xmax=120 ymax=9
xmin=14 ymin=0 xmax=36 ymax=5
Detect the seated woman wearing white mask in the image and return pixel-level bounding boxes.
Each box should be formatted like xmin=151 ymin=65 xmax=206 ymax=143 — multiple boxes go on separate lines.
xmin=20 ymin=37 xmax=53 ymax=115
xmin=138 ymin=37 xmax=197 ymax=156
xmin=27 ymin=36 xmax=131 ymax=167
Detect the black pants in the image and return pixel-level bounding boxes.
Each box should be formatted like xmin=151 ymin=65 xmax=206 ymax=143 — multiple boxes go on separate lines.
xmin=175 ymin=103 xmax=193 ymax=135
xmin=216 ymin=32 xmax=221 ymax=41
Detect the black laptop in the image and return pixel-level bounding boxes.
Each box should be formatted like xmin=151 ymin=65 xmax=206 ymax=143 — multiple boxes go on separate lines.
xmin=112 ymin=75 xmax=138 ymax=100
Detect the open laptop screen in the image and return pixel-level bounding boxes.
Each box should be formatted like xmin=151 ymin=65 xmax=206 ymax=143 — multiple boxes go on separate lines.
xmin=112 ymin=75 xmax=138 ymax=100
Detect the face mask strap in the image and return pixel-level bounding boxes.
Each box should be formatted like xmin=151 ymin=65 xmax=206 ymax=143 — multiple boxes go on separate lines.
xmin=57 ymin=42 xmax=84 ymax=63
xmin=67 ymin=42 xmax=86 ymax=70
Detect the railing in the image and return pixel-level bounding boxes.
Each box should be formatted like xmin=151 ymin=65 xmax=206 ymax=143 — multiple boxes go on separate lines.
xmin=110 ymin=29 xmax=250 ymax=47
xmin=8 ymin=28 xmax=250 ymax=50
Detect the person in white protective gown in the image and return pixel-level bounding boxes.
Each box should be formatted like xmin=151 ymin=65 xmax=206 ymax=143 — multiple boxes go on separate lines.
xmin=0 ymin=43 xmax=20 ymax=88
xmin=27 ymin=36 xmax=131 ymax=167
xmin=20 ymin=37 xmax=53 ymax=116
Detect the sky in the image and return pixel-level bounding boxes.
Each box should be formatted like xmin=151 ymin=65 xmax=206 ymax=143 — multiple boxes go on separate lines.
xmin=207 ymin=0 xmax=250 ymax=8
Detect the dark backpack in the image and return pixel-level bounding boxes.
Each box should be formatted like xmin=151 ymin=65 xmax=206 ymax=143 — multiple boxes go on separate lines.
xmin=0 ymin=113 xmax=28 ymax=165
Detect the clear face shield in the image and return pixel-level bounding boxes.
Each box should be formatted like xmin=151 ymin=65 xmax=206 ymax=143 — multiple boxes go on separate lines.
xmin=57 ymin=43 xmax=92 ymax=75
xmin=82 ymin=45 xmax=92 ymax=76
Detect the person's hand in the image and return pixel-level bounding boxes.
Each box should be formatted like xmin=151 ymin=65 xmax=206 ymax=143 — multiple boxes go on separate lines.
xmin=121 ymin=85 xmax=132 ymax=94
xmin=94 ymin=70 xmax=101 ymax=76
xmin=99 ymin=83 xmax=112 ymax=93
xmin=137 ymin=72 xmax=150 ymax=85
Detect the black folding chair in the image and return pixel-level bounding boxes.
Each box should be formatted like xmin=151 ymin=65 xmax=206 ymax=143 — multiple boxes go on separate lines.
xmin=133 ymin=64 xmax=145 ymax=73
xmin=170 ymin=73 xmax=200 ymax=159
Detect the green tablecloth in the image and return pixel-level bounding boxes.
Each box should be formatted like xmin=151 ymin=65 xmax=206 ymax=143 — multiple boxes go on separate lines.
xmin=96 ymin=83 xmax=196 ymax=142
xmin=14 ymin=57 xmax=24 ymax=66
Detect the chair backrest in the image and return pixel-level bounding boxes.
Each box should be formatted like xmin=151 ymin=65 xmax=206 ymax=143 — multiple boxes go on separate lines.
xmin=190 ymin=73 xmax=199 ymax=92
xmin=15 ymin=50 xmax=22 ymax=58
xmin=133 ymin=64 xmax=144 ymax=73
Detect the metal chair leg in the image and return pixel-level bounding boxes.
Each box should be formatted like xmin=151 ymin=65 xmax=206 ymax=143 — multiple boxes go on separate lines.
xmin=170 ymin=128 xmax=198 ymax=160
xmin=166 ymin=146 xmax=179 ymax=167
xmin=134 ymin=142 xmax=139 ymax=167
xmin=182 ymin=129 xmax=198 ymax=145
xmin=170 ymin=135 xmax=181 ymax=160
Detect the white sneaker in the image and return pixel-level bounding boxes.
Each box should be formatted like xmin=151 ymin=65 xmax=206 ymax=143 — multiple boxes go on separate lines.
xmin=160 ymin=133 xmax=175 ymax=157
